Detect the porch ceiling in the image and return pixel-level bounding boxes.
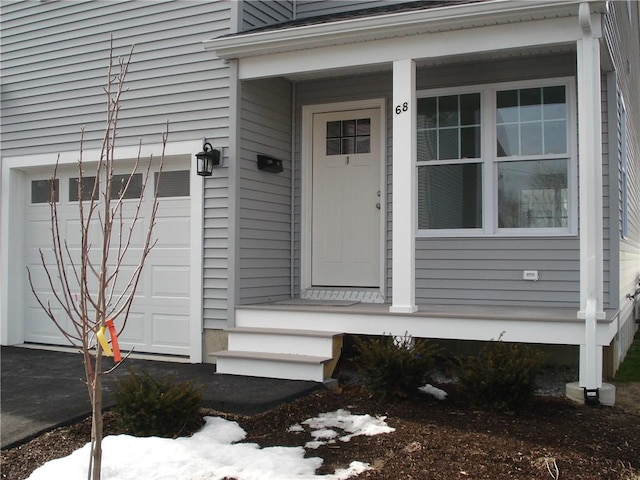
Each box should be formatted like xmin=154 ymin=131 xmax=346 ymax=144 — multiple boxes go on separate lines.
xmin=204 ymin=0 xmax=604 ymax=80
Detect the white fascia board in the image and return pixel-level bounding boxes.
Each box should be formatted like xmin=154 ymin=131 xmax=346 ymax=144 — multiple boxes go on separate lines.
xmin=205 ymin=0 xmax=604 ymax=61
xmin=236 ymin=15 xmax=594 ymax=80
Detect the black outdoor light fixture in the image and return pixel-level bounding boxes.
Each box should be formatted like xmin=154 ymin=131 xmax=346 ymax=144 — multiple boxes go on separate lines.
xmin=196 ymin=142 xmax=221 ymax=176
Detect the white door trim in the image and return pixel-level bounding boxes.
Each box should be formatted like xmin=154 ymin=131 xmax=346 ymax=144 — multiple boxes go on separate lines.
xmin=301 ymin=98 xmax=387 ymax=297
xmin=0 ymin=141 xmax=204 ymax=363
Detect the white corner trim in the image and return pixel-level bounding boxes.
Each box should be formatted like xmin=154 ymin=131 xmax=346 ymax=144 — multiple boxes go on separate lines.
xmin=189 ymin=147 xmax=205 ymax=364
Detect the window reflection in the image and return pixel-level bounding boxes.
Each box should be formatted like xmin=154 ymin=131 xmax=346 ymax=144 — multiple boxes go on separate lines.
xmin=326 ymin=118 xmax=371 ymax=155
xmin=498 ymin=159 xmax=568 ymax=228
xmin=497 ymin=86 xmax=567 ymax=157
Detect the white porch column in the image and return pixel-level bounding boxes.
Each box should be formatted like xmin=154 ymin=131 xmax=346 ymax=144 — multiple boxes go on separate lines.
xmin=390 ymin=59 xmax=418 ymax=313
xmin=576 ymin=3 xmax=605 ymax=392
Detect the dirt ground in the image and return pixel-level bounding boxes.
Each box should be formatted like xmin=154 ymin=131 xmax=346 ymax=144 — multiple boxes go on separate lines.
xmin=2 ymin=379 xmax=639 ymax=480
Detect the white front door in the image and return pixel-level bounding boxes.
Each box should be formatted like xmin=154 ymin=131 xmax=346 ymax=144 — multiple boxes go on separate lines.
xmin=312 ymin=108 xmax=381 ymax=287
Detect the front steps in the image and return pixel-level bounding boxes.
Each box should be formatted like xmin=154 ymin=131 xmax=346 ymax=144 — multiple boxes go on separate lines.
xmin=214 ymin=327 xmax=344 ymax=383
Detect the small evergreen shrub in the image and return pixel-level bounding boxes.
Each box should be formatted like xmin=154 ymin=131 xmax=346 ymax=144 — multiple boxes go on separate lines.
xmin=456 ymin=336 xmax=544 ymax=412
xmin=114 ymin=369 xmax=203 ymax=438
xmin=354 ymin=333 xmax=441 ymax=400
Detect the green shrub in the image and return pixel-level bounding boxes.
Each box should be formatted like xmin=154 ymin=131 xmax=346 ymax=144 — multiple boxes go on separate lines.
xmin=353 ymin=333 xmax=441 ymax=400
xmin=113 ymin=369 xmax=203 ymax=438
xmin=456 ymin=336 xmax=544 ymax=412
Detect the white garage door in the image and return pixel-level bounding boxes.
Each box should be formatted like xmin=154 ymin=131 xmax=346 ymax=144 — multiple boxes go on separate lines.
xmin=24 ymin=162 xmax=192 ymax=357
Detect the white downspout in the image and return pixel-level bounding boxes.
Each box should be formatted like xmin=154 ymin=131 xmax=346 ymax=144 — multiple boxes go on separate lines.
xmin=576 ymin=2 xmax=605 ymax=403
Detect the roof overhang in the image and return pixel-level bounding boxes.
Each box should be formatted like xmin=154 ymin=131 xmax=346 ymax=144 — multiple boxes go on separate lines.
xmin=205 ymin=0 xmax=607 ymax=80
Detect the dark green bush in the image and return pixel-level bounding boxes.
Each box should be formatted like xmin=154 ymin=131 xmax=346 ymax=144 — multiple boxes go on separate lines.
xmin=113 ymin=369 xmax=203 ymax=438
xmin=456 ymin=336 xmax=544 ymax=412
xmin=354 ymin=333 xmax=441 ymax=400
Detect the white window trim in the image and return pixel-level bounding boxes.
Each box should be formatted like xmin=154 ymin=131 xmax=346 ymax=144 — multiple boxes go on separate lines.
xmin=416 ymin=76 xmax=578 ymax=238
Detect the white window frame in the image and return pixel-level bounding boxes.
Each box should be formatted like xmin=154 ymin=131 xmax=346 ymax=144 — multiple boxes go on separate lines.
xmin=416 ymin=77 xmax=578 ymax=238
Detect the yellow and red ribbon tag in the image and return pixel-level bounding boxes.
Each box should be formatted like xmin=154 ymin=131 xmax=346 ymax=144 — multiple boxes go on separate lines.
xmin=96 ymin=320 xmax=122 ymax=362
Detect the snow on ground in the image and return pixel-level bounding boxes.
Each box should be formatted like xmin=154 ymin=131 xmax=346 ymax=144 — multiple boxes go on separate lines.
xmin=419 ymin=384 xmax=448 ymax=400
xmin=27 ymin=410 xmax=394 ymax=480
xmin=296 ymin=409 xmax=395 ymax=449
xmin=28 ymin=386 xmax=448 ymax=480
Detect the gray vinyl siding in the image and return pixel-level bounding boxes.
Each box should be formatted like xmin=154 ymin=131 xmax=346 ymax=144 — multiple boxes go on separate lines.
xmin=239 ymin=78 xmax=293 ymax=304
xmin=203 ymin=171 xmax=231 ymax=329
xmin=414 ymin=238 xmax=579 ymax=306
xmin=294 ymin=0 xmax=408 ymax=18
xmin=1 ymin=1 xmax=234 ymax=330
xmin=0 ymin=0 xmax=232 ymax=156
xmin=242 ymin=1 xmax=294 ymax=30
xmin=604 ymin=1 xmax=640 ymax=303
xmin=294 ymin=54 xmax=586 ymax=307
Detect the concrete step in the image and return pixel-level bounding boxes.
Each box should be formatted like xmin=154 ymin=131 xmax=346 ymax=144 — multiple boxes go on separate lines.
xmin=214 ymin=350 xmax=331 ymax=382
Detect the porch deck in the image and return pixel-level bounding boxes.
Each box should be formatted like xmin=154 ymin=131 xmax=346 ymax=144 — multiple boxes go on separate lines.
xmin=216 ymin=301 xmax=620 ymax=383
xmin=235 ymin=301 xmax=618 ymax=347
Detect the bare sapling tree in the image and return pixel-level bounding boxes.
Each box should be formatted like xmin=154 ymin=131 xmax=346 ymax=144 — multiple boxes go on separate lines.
xmin=27 ymin=38 xmax=167 ymax=480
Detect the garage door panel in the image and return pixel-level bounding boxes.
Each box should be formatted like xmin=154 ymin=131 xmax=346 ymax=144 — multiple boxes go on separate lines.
xmin=111 ymin=265 xmax=146 ymax=292
xmin=154 ymin=217 xmax=190 ymax=247
xmin=116 ymin=312 xmax=146 ymax=346
xmin=25 ymin=306 xmax=70 ymax=345
xmin=64 ymin=218 xmax=103 ymax=247
xmin=151 ymin=265 xmax=190 ymax=298
xmin=27 ymin=263 xmax=63 ymax=292
xmin=26 ymin=219 xmax=55 ymax=248
xmin=111 ymin=218 xmax=146 ymax=246
xmin=152 ymin=313 xmax=190 ymax=348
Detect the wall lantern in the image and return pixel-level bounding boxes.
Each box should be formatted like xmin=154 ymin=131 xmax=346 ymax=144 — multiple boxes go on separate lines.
xmin=196 ymin=142 xmax=221 ymax=176
xmin=257 ymin=154 xmax=283 ymax=173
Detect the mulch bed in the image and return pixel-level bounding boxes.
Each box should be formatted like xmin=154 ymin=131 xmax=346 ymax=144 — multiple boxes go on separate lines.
xmin=2 ymin=381 xmax=639 ymax=480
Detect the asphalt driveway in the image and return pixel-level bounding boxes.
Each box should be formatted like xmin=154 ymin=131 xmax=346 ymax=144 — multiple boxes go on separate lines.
xmin=0 ymin=346 xmax=320 ymax=449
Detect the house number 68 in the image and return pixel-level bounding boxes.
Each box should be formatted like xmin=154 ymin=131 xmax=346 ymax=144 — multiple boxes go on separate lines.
xmin=395 ymin=102 xmax=408 ymax=115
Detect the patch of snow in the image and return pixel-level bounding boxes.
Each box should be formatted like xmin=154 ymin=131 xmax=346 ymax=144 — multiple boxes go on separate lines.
xmin=305 ymin=440 xmax=332 ymax=450
xmin=311 ymin=429 xmax=339 ymax=440
xmin=28 ymin=411 xmax=394 ymax=480
xmin=302 ymin=409 xmax=395 ymax=446
xmin=419 ymin=384 xmax=448 ymax=400
xmin=288 ymin=423 xmax=305 ymax=433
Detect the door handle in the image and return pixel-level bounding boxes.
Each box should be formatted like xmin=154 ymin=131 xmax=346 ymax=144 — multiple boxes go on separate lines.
xmin=376 ymin=202 xmax=381 ymax=210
